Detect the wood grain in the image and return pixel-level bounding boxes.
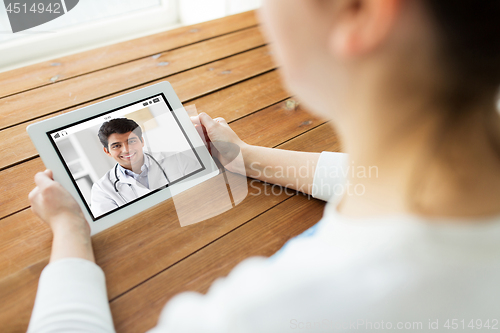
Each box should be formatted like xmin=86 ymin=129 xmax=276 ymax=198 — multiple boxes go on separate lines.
xmin=110 ymin=194 xmax=326 ymax=333
xmin=0 ymin=69 xmax=288 ymax=171
xmin=230 ymin=99 xmax=325 ymax=148
xmin=0 ymin=29 xmax=269 ymax=131
xmin=0 ymin=97 xmax=318 ymax=220
xmin=0 ymin=260 xmax=48 ymax=333
xmin=0 ymin=158 xmax=43 ymax=219
xmin=277 ymin=122 xmax=342 ymax=153
xmin=0 ymin=11 xmax=258 ymax=99
xmin=186 ymin=69 xmax=288 ymax=122
xmin=0 ymin=209 xmax=51 ymax=280
xmin=169 ymin=46 xmax=275 ymax=102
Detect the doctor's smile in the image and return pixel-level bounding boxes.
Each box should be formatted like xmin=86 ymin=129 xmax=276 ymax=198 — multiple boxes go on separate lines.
xmin=105 ymin=131 xmax=145 ymax=171
xmin=121 ymin=152 xmax=137 ymax=160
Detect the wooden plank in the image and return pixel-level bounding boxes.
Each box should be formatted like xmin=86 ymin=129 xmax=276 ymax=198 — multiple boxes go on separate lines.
xmin=0 ymin=28 xmax=269 ymax=131
xmin=0 ymin=69 xmax=288 ymax=171
xmin=277 ymin=122 xmax=342 ymax=153
xmin=185 ymin=69 xmax=288 ymax=121
xmin=110 ymin=194 xmax=325 ymax=333
xmin=230 ymin=98 xmax=325 ymax=147
xmin=0 ymin=97 xmax=317 ymax=220
xmin=0 ymin=260 xmax=47 ymax=333
xmin=0 ymin=209 xmax=51 ymax=280
xmin=0 ymin=158 xmax=43 ymax=220
xmin=164 ymin=46 xmax=274 ymax=102
xmin=0 ymin=11 xmax=258 ymax=99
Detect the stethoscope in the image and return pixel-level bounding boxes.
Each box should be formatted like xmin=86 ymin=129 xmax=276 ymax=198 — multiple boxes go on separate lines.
xmin=112 ymin=153 xmax=170 ymax=201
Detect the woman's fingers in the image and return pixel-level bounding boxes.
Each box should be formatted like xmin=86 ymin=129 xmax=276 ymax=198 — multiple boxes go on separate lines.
xmin=214 ymin=117 xmax=227 ymax=125
xmin=198 ymin=113 xmax=217 ymax=130
xmin=28 ymin=186 xmax=39 ymax=202
xmin=34 ymin=171 xmax=53 ymax=188
xmin=44 ymin=169 xmax=54 ymax=179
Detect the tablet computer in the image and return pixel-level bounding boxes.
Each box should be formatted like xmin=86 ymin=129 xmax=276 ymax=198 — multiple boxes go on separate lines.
xmin=27 ymin=81 xmax=221 ymax=235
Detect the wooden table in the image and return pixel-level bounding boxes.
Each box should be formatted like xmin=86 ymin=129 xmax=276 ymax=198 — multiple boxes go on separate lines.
xmin=0 ymin=11 xmax=340 ymax=333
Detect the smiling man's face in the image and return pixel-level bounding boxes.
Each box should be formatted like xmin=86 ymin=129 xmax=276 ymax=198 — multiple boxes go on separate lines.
xmin=104 ymin=131 xmax=145 ymax=172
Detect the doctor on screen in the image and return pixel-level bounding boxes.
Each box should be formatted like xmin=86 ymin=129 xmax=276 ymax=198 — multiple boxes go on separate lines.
xmin=90 ymin=118 xmax=201 ymax=217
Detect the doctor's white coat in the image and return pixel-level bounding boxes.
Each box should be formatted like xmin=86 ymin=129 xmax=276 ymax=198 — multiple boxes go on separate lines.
xmin=90 ymin=151 xmax=201 ymax=217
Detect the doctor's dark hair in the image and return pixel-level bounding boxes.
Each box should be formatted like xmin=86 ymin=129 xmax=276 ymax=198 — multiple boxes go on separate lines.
xmin=98 ymin=118 xmax=143 ymax=149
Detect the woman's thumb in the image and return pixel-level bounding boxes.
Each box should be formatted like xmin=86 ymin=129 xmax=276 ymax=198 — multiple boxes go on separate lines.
xmin=44 ymin=169 xmax=54 ymax=179
xmin=198 ymin=113 xmax=216 ymax=129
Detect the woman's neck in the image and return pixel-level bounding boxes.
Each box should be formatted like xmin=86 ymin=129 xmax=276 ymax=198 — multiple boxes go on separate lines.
xmin=337 ymin=99 xmax=500 ymax=219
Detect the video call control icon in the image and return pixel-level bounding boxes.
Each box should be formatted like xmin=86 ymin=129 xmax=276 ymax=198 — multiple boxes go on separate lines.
xmin=53 ymin=131 xmax=68 ymax=139
xmin=143 ymin=98 xmax=160 ymax=107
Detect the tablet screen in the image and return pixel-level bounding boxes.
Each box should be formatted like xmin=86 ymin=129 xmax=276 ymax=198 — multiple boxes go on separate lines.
xmin=47 ymin=93 xmax=205 ymax=221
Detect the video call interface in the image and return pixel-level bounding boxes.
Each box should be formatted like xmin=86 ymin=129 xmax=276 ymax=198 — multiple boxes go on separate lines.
xmin=48 ymin=93 xmax=205 ymax=221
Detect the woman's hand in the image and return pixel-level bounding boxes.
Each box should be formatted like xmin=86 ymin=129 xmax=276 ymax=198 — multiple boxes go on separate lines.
xmin=190 ymin=112 xmax=321 ymax=195
xmin=192 ymin=113 xmax=249 ymax=174
xmin=29 ymin=169 xmax=89 ymax=234
xmin=29 ymin=170 xmax=94 ymax=263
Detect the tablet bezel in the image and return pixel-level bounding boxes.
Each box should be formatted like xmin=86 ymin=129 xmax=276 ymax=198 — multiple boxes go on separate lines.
xmin=27 ymin=81 xmax=220 ymax=235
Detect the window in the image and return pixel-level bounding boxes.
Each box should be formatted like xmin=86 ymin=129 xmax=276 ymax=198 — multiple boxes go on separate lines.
xmin=0 ymin=0 xmax=261 ymax=72
xmin=179 ymin=0 xmax=262 ymax=25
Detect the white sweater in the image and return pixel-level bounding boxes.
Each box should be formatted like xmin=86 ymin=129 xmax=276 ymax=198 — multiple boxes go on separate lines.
xmin=28 ymin=152 xmax=500 ymax=333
